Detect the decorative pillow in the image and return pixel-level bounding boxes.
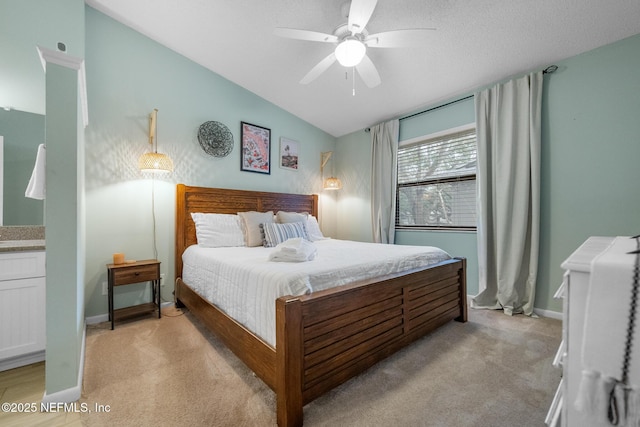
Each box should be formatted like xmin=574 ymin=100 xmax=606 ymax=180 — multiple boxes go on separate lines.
xmin=190 ymin=213 xmax=245 ymax=248
xmin=306 ymin=215 xmax=326 ymax=242
xmin=238 ymin=211 xmax=275 ymax=247
xmin=275 ymin=211 xmax=308 ymax=224
xmin=260 ymin=221 xmax=309 ymax=248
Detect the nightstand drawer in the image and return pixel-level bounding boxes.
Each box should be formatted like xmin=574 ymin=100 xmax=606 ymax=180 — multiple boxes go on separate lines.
xmin=113 ymin=264 xmax=159 ymax=285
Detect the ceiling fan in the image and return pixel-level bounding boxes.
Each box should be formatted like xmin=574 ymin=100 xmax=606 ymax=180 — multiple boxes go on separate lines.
xmin=274 ymin=0 xmax=435 ymax=89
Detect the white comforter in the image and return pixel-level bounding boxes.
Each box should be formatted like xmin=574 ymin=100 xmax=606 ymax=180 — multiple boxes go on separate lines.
xmin=182 ymin=239 xmax=451 ymax=346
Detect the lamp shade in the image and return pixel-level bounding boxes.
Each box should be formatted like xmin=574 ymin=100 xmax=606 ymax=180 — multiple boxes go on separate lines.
xmin=138 ymin=152 xmax=174 ymax=173
xmin=335 ymin=39 xmax=366 ymax=67
xmin=323 ymin=177 xmax=342 ymax=190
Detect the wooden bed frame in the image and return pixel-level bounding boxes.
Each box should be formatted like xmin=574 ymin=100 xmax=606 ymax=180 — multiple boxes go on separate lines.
xmin=174 ymin=184 xmax=467 ymax=426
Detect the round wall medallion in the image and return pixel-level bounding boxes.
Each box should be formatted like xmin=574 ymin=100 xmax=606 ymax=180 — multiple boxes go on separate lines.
xmin=197 ymin=121 xmax=234 ymax=157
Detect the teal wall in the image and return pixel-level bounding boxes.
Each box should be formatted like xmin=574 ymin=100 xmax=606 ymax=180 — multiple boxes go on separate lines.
xmin=538 ymin=34 xmax=640 ymax=313
xmin=0 ymin=0 xmax=85 ymax=114
xmin=83 ymin=7 xmax=337 ymax=318
xmin=0 ymin=109 xmax=44 ymax=225
xmin=399 ymin=98 xmax=475 ymax=141
xmin=336 ymin=33 xmax=640 ymax=315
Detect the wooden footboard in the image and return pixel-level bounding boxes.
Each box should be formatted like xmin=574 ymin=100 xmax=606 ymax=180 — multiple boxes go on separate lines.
xmin=176 ymin=257 xmax=466 ymax=427
xmin=275 ymin=257 xmax=466 ymax=426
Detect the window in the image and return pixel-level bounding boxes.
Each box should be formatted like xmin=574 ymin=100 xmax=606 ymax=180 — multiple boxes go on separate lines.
xmin=396 ymin=125 xmax=477 ymax=230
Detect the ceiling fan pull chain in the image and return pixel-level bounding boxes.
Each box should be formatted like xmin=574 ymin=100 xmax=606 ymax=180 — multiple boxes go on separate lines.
xmin=353 ymin=67 xmax=356 ymax=96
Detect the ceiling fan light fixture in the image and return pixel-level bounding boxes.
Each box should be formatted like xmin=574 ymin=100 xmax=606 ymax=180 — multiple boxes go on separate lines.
xmin=335 ymin=38 xmax=366 ymax=67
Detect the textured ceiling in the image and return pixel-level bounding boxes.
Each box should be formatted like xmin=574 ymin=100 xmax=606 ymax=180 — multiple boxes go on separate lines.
xmin=85 ymin=0 xmax=640 ymax=137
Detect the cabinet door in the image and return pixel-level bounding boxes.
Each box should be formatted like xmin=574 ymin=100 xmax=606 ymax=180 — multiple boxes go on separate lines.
xmin=0 ymin=277 xmax=46 ymax=359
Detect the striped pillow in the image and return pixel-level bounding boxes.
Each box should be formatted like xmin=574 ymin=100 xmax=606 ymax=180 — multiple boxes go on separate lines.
xmin=260 ymin=222 xmax=309 ymax=247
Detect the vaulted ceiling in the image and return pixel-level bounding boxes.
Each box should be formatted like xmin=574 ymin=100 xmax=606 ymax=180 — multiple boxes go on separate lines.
xmin=86 ymin=0 xmax=640 ymax=137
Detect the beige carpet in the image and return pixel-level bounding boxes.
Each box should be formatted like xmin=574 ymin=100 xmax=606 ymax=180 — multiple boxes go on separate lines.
xmin=80 ymin=306 xmax=561 ymax=426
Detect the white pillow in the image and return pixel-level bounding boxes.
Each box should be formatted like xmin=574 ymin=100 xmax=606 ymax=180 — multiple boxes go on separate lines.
xmin=275 ymin=211 xmax=325 ymax=241
xmin=238 ymin=211 xmax=275 ymax=247
xmin=275 ymin=211 xmax=308 ymax=224
xmin=260 ymin=222 xmax=309 ymax=247
xmin=191 ymin=213 xmax=245 ymax=248
xmin=306 ymin=215 xmax=327 ymax=241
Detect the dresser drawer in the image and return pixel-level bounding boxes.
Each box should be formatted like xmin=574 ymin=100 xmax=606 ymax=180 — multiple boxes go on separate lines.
xmin=0 ymin=251 xmax=46 ymax=282
xmin=113 ymin=263 xmax=159 ymax=285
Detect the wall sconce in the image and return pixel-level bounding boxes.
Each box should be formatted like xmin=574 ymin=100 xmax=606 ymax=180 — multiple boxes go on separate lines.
xmin=321 ymin=151 xmax=342 ymax=190
xmin=138 ymin=109 xmax=174 ymax=173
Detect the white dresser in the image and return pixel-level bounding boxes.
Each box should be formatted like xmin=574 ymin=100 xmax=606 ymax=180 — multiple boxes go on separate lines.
xmin=0 ymin=250 xmax=46 ymax=371
xmin=547 ymin=236 xmax=632 ymax=426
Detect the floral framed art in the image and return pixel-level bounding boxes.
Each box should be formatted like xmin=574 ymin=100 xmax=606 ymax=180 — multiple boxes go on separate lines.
xmin=279 ymin=137 xmax=299 ymax=171
xmin=241 ymin=121 xmax=271 ymax=174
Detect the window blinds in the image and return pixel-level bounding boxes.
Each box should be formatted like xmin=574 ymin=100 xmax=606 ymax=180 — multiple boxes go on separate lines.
xmin=397 ymin=128 xmax=477 ymax=229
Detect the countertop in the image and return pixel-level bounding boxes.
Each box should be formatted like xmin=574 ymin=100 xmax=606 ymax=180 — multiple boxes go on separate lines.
xmin=0 ymin=239 xmax=46 ymax=253
xmin=0 ymin=226 xmax=45 ymax=252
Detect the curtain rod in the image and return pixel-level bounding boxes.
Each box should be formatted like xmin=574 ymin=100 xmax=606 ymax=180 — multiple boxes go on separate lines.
xmin=399 ymin=95 xmax=473 ymax=122
xmin=365 ymin=65 xmax=558 ymax=131
xmin=391 ymin=64 xmax=558 ymax=125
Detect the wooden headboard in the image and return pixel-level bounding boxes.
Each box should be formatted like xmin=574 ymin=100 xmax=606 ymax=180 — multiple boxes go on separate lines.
xmin=175 ymin=184 xmax=319 ymax=281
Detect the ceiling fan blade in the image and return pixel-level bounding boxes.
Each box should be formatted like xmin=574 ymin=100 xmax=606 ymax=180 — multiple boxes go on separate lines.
xmin=348 ymin=0 xmax=378 ymax=34
xmin=355 ymin=54 xmax=381 ymax=88
xmin=274 ymin=27 xmax=338 ymax=43
xmin=365 ymin=28 xmax=436 ymax=48
xmin=300 ymin=52 xmax=337 ymax=84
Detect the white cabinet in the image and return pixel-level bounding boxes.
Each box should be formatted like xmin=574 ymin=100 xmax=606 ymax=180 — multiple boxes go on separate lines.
xmin=546 ymin=236 xmax=617 ymax=426
xmin=0 ymin=250 xmax=46 ymax=370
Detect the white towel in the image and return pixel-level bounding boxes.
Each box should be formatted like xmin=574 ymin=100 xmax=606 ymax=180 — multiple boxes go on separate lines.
xmin=25 ymin=144 xmax=46 ymax=200
xmin=575 ymin=236 xmax=639 ymax=426
xmin=268 ymin=238 xmax=317 ymax=262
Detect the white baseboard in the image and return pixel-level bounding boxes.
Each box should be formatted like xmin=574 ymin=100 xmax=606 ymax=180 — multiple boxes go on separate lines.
xmin=467 ymin=294 xmax=562 ymax=320
xmin=41 ymin=323 xmax=86 ymax=404
xmin=85 ymin=313 xmax=108 ymax=325
xmin=533 ymin=308 xmax=563 ymax=320
xmin=0 ymin=350 xmax=45 ymax=372
xmin=85 ymin=301 xmax=174 ymax=325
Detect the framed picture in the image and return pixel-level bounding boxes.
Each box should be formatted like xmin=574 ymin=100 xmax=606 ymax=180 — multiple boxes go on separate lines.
xmin=279 ymin=137 xmax=299 ymax=171
xmin=241 ymin=122 xmax=271 ymax=174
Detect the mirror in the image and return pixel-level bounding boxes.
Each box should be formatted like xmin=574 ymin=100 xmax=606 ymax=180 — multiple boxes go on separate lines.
xmin=0 ymin=109 xmax=45 ymax=225
xmin=1 ymin=1 xmax=48 ymax=225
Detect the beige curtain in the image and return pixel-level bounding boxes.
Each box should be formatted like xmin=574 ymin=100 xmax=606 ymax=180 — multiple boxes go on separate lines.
xmin=472 ymin=72 xmax=542 ymax=316
xmin=370 ymin=119 xmax=399 ymax=244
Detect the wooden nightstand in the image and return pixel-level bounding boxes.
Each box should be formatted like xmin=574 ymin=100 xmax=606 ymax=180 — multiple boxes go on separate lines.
xmin=107 ymin=259 xmax=161 ymax=330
